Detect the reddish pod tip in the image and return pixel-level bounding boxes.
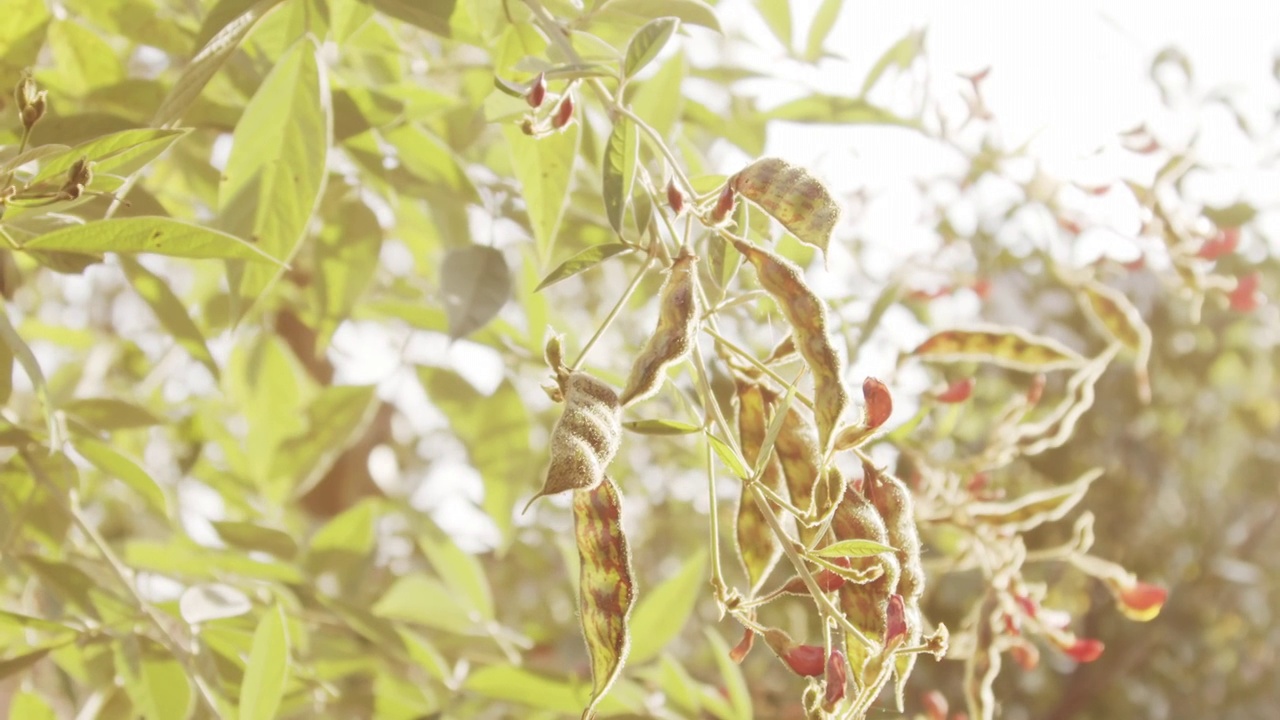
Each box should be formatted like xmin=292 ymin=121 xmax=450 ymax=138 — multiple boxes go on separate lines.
xmin=729 ymin=627 xmax=755 ymax=664
xmin=1062 ymin=637 xmax=1105 ymax=663
xmin=666 ymin=178 xmax=685 ymax=214
xmin=1197 ymin=227 xmax=1239 ymax=260
xmin=783 ymin=644 xmax=826 ymax=677
xmin=526 ymin=72 xmax=547 ymax=108
xmin=935 ymin=377 xmax=975 ymax=403
xmin=551 ymin=95 xmax=575 ymax=129
xmin=1010 ymin=640 xmax=1040 ymax=670
xmin=862 ymin=377 xmax=893 ymax=430
xmin=1229 ymin=271 xmax=1262 ymax=312
xmin=710 ymin=184 xmax=736 ymax=224
xmin=1117 ymin=581 xmax=1168 ymax=622
xmin=822 ymin=649 xmax=848 ymax=710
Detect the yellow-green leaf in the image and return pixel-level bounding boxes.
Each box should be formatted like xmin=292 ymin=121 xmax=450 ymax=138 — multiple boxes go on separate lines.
xmin=860 ymin=28 xmax=926 ymax=96
xmin=22 ymin=217 xmax=282 ymax=262
xmin=624 ymin=17 xmax=679 ymax=79
xmin=575 ymin=477 xmax=637 ymax=719
xmin=623 ymin=418 xmax=701 ymax=435
xmin=118 ymin=256 xmax=220 ymax=379
xmin=73 ymin=437 xmax=168 ymax=516
xmin=504 ymin=122 xmax=579 ymax=262
xmin=811 ymin=538 xmax=896 ymax=559
xmin=537 ymin=243 xmax=633 ymax=291
xmin=628 ymin=549 xmax=706 ymax=664
xmin=239 ymin=604 xmax=290 ymax=720
xmin=603 ymin=118 xmax=639 ymax=235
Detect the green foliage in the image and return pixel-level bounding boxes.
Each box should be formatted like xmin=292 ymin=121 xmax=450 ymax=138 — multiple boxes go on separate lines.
xmin=1 ymin=1 xmax=1276 ymax=720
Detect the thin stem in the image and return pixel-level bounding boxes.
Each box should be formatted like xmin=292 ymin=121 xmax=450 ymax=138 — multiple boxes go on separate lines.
xmin=703 ymin=425 xmax=729 ymax=606
xmin=570 ymin=245 xmax=655 ymax=371
xmin=748 ymin=482 xmax=875 ymax=650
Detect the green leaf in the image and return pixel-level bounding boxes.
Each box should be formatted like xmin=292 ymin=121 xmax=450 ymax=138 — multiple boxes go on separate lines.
xmin=624 ymin=17 xmax=679 ymax=78
xmin=0 ymin=307 xmax=59 ymax=447
xmin=440 ymin=245 xmax=511 ymax=340
xmin=0 ymin=648 xmax=54 ymax=681
xmin=21 ymin=217 xmax=282 ymax=262
xmin=239 ymin=604 xmax=290 ymax=720
xmin=114 ymin=637 xmax=192 ymax=720
xmin=753 ymin=0 xmax=791 ymax=52
xmin=154 ymin=0 xmax=288 ymax=126
xmin=44 ymin=19 xmax=124 ymax=95
xmin=860 ymin=28 xmax=926 ymax=97
xmin=767 ymin=95 xmax=918 ymax=128
xmin=366 ymin=0 xmax=458 ymax=37
xmin=705 ymin=433 xmax=750 ymax=480
xmin=503 ymin=122 xmax=579 ymax=262
xmin=73 ymin=437 xmax=169 ymax=516
xmin=628 ymin=549 xmax=706 ymax=664
xmin=623 ymin=418 xmax=701 ymax=435
xmin=629 ymin=52 xmax=686 ymax=141
xmin=419 ymin=369 xmax=531 ymax=548
xmin=273 ymin=385 xmax=380 ymax=501
xmin=419 ymin=531 xmax=495 ymax=621
xmin=0 ymin=0 xmax=50 ymax=77
xmin=6 ymin=691 xmax=55 ymax=720
xmin=212 ymin=521 xmax=299 ymax=559
xmin=704 ymin=629 xmax=753 ymax=720
xmin=463 ymin=666 xmax=583 ymax=712
xmin=31 ymin=130 xmax=188 ymax=188
xmin=219 ymin=35 xmax=331 ymax=307
xmin=63 ymin=397 xmax=162 ymax=431
xmin=602 ymin=118 xmax=639 ymax=236
xmin=118 ymin=257 xmax=220 ymax=380
xmin=374 ymin=574 xmax=476 ymax=633
xmin=803 ymin=0 xmax=844 ymax=62
xmin=536 ymin=243 xmax=632 ymax=291
xmin=601 ymin=0 xmax=721 ymax=33
xmin=314 ymin=193 xmax=382 ymax=345
xmin=1203 ymin=202 xmax=1256 ymax=227
xmin=179 ymin=583 xmax=253 ymax=624
xmin=309 ymin=498 xmax=378 ymax=556
xmin=812 ymin=538 xmax=896 ymax=559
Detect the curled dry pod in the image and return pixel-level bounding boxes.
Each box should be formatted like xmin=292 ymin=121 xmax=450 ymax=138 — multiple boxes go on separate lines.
xmin=730 ymin=157 xmax=841 ymax=259
xmin=1078 ymin=280 xmax=1153 ymax=403
xmin=524 ymin=372 xmax=622 ymax=511
xmin=864 ymin=463 xmax=926 ymax=708
xmin=730 ymin=237 xmax=848 ymax=456
xmin=733 ymin=377 xmax=785 ymax=592
xmin=912 ymin=325 xmax=1085 ymax=373
xmin=831 ymin=486 xmax=900 ymax=674
xmin=619 ymin=246 xmax=701 ymax=406
xmin=573 ymin=476 xmax=636 ymax=719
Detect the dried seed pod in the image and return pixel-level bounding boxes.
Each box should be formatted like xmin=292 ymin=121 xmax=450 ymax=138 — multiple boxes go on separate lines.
xmin=912 ymin=326 xmax=1085 ymax=372
xmin=731 ymin=237 xmax=848 ymax=455
xmin=934 ymin=377 xmax=975 ymax=403
xmin=765 ymin=334 xmax=797 ymax=364
xmin=771 ymin=400 xmax=823 ymax=544
xmin=619 ymin=247 xmax=701 ymax=406
xmin=733 ymin=377 xmax=785 ymax=592
xmin=831 ymin=486 xmax=900 ymax=674
xmin=730 ymin=158 xmax=841 ymax=258
xmin=574 ymin=476 xmax=636 ymax=719
xmin=1078 ymin=280 xmax=1153 ymax=403
xmin=866 ymin=464 xmax=927 ymax=709
xmin=523 ymin=372 xmax=622 ymax=511
xmin=965 ymin=592 xmax=1002 ymax=720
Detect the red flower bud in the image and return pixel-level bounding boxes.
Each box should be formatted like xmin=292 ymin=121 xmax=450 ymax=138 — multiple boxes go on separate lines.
xmin=551 ymin=95 xmax=575 ymax=129
xmin=666 ymin=178 xmax=684 ymax=214
xmin=526 ymin=72 xmax=547 ymax=108
xmin=935 ymin=377 xmax=975 ymax=403
xmin=886 ymin=594 xmax=907 ymax=647
xmin=1116 ymin=580 xmax=1168 ymax=622
xmin=1228 ymin=271 xmax=1262 ymax=312
xmin=815 ymin=557 xmax=852 ymax=592
xmin=1062 ymin=637 xmax=1104 ymax=663
xmin=729 ymin=626 xmax=755 ymax=663
xmin=862 ymin=377 xmax=892 ymax=430
xmin=763 ymin=628 xmax=825 ymax=676
xmin=1026 ymin=373 xmax=1046 ymax=406
xmin=922 ymin=690 xmax=949 ymax=720
xmin=710 ymin=184 xmax=736 ymax=224
xmin=822 ymin=649 xmax=848 ymax=710
xmin=1197 ymin=227 xmax=1239 ymax=260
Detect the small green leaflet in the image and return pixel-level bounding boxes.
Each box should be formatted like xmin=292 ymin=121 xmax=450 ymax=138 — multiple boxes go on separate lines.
xmin=803 ymin=0 xmax=844 ymax=62
xmin=767 ymin=95 xmax=919 ymax=128
xmin=811 ymin=538 xmax=896 ymax=559
xmin=859 ymin=28 xmax=926 ymax=97
xmin=623 ymin=419 xmax=701 ymax=435
xmin=30 ymin=128 xmax=189 ymax=186
xmin=118 ymin=257 xmax=220 ymax=379
xmin=535 ymin=243 xmax=631 ymax=291
xmin=598 ymin=0 xmax=721 ymax=33
xmin=73 ymin=437 xmax=169 ymax=516
xmin=706 ymin=432 xmax=750 ymax=479
xmin=21 ymin=217 xmax=282 ymax=263
xmin=440 ymin=245 xmax=511 ymax=340
xmin=624 ymin=18 xmax=679 ymax=79
xmin=602 ymin=118 xmax=639 ymax=235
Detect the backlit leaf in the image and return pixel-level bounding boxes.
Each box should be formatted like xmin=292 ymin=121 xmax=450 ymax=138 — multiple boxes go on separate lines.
xmin=504 ymin=122 xmax=579 ymax=261
xmin=179 ymin=584 xmax=253 ymax=624
xmin=63 ymin=397 xmax=162 ymax=431
xmin=239 ymin=604 xmax=290 ymax=720
xmin=219 ymin=35 xmax=330 ymax=307
xmin=575 ymin=477 xmax=637 ymax=719
xmin=753 ymin=0 xmax=791 ymax=52
xmin=73 ymin=437 xmax=169 ymax=516
xmin=441 ymin=245 xmax=511 ymax=340
xmin=767 ymin=96 xmax=918 ymax=128
xmin=536 ymin=243 xmax=632 ymax=291
xmin=706 ymin=433 xmax=751 ymax=480
xmin=22 ymin=217 xmax=281 ymax=262
xmin=419 ymin=530 xmax=495 ymax=621
xmin=599 ymin=0 xmax=721 ymax=32
xmin=118 ymin=256 xmax=220 ymax=380
xmin=212 ymin=521 xmax=299 ymax=559
xmin=624 ymin=18 xmax=679 ymax=79
xmin=913 ymin=326 xmax=1085 ymax=372
xmin=811 ymin=538 xmax=897 ymax=559
xmin=603 ymin=118 xmax=639 ymax=235
xmin=803 ymin=0 xmax=845 ymax=62
xmin=860 ymin=28 xmax=926 ymax=96
xmin=30 ymin=129 xmax=187 ymax=187
xmin=623 ymin=418 xmax=701 ymax=435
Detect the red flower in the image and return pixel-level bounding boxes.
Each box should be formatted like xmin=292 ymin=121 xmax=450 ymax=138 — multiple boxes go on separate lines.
xmin=1116 ymin=581 xmax=1168 ymax=622
xmin=935 ymin=377 xmax=975 ymax=403
xmin=1197 ymin=227 xmax=1239 ymax=260
xmin=525 ymin=72 xmax=546 ymax=108
xmin=1063 ymin=637 xmax=1105 ymax=663
xmin=1228 ymin=272 xmax=1262 ymax=312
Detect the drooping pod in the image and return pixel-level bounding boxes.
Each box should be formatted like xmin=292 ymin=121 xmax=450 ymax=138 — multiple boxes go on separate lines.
xmin=771 ymin=399 xmax=824 ymax=545
xmin=574 ymin=476 xmax=636 ymax=719
xmin=734 ymin=377 xmax=785 ymax=593
xmin=830 ymin=486 xmax=900 ymax=675
xmin=619 ymin=246 xmax=701 ymax=406
xmin=864 ymin=462 xmax=926 ymax=709
xmin=523 ymin=372 xmax=622 ymax=511
xmin=730 ymin=158 xmax=841 ymax=258
xmin=730 ymin=237 xmax=848 ymax=457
